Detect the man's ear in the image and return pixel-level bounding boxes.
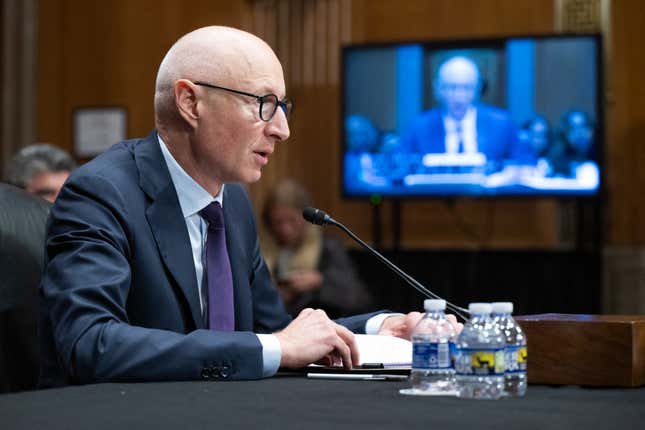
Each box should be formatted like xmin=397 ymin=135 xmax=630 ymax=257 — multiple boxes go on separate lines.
xmin=175 ymin=79 xmax=199 ymax=128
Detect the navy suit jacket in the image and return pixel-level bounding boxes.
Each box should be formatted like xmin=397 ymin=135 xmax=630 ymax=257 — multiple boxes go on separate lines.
xmin=400 ymin=104 xmax=526 ymax=169
xmin=40 ymin=132 xmax=376 ymax=387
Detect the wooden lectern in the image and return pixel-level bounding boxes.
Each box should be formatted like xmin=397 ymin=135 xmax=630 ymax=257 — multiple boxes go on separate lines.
xmin=515 ymin=314 xmax=645 ymax=387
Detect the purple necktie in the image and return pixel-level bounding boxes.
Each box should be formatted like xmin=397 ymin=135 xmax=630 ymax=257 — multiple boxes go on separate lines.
xmin=200 ymin=202 xmax=235 ymax=331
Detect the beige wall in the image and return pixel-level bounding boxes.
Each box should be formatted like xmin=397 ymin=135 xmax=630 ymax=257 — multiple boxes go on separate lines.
xmin=33 ymin=0 xmax=645 ymax=249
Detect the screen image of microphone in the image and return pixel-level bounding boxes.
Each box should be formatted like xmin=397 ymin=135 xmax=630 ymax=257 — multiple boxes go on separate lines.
xmin=302 ymin=207 xmax=469 ymax=320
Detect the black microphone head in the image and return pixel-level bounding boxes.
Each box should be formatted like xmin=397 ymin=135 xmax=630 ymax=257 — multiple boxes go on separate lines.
xmin=302 ymin=207 xmax=331 ymax=225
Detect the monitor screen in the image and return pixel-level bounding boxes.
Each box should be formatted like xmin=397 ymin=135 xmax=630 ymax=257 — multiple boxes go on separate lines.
xmin=341 ymin=34 xmax=601 ymax=197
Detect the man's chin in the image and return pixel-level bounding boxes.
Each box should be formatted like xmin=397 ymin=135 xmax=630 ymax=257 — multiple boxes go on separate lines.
xmin=241 ymin=170 xmax=263 ymax=184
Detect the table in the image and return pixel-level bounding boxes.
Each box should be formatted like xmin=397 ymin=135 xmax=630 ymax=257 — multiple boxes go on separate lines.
xmin=1 ymin=377 xmax=644 ymax=429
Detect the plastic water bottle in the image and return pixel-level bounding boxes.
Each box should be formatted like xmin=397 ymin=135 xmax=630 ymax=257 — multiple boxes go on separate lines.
xmin=409 ymin=299 xmax=456 ymax=394
xmin=455 ymin=303 xmax=505 ymax=399
xmin=492 ymin=302 xmax=527 ymax=397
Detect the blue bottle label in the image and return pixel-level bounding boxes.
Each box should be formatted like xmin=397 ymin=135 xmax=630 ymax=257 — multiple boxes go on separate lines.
xmin=505 ymin=345 xmax=528 ymax=373
xmin=413 ymin=342 xmax=453 ymax=369
xmin=455 ymin=348 xmax=505 ymax=376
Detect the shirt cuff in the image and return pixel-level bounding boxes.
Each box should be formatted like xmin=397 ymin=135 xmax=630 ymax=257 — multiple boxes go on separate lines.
xmin=365 ymin=313 xmax=404 ymax=334
xmin=257 ymin=334 xmax=281 ymax=378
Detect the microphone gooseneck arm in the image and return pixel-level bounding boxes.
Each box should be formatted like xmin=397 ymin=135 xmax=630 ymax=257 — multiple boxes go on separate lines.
xmin=303 ymin=207 xmax=469 ymax=320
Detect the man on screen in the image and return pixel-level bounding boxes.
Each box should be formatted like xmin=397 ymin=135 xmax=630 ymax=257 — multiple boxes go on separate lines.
xmin=39 ymin=26 xmax=460 ymax=387
xmin=400 ymin=55 xmax=525 ymax=173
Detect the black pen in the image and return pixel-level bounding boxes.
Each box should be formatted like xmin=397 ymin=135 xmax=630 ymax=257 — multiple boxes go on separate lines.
xmin=306 ymin=373 xmax=407 ymax=381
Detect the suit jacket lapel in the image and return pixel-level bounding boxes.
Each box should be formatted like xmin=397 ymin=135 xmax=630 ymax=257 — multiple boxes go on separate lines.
xmin=135 ymin=131 xmax=204 ymax=329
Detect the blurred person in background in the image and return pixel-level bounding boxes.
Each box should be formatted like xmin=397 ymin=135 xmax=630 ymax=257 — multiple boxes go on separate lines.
xmin=520 ymin=115 xmax=551 ymax=159
xmin=344 ymin=114 xmax=392 ymax=187
xmin=261 ymin=179 xmax=372 ymax=318
xmin=4 ymin=144 xmax=76 ymax=203
xmin=518 ymin=115 xmax=554 ymax=176
xmin=345 ymin=114 xmax=380 ymax=154
xmin=546 ymin=110 xmax=596 ymax=178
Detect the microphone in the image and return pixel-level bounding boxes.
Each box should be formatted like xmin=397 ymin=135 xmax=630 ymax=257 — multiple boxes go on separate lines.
xmin=302 ymin=207 xmax=332 ymax=226
xmin=302 ymin=207 xmax=469 ymax=320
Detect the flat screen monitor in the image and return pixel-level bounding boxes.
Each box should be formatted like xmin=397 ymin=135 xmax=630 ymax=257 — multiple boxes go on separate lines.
xmin=342 ymin=34 xmax=602 ymax=197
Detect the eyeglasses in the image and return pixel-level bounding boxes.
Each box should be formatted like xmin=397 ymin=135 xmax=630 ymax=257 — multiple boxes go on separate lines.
xmin=194 ymin=81 xmax=294 ymax=122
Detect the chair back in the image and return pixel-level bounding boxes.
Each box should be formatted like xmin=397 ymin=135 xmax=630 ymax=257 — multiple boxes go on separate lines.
xmin=0 ymin=183 xmax=50 ymax=392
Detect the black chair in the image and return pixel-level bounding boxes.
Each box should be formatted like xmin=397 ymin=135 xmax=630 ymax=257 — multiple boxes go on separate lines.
xmin=0 ymin=183 xmax=50 ymax=393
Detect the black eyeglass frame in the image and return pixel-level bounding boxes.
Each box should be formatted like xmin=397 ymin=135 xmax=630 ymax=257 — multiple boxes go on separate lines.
xmin=193 ymin=81 xmax=293 ymax=122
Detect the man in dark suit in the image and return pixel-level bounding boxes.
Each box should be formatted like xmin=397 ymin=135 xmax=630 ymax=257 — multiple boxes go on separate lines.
xmin=40 ymin=26 xmax=432 ymax=387
xmin=400 ymin=56 xmax=524 ymax=172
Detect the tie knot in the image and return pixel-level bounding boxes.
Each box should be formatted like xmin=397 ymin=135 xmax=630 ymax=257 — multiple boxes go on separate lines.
xmin=199 ymin=201 xmax=224 ymax=230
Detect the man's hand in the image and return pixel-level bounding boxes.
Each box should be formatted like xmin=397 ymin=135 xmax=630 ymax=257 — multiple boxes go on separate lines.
xmin=274 ymin=308 xmax=360 ymax=369
xmin=378 ymin=312 xmax=464 ymax=340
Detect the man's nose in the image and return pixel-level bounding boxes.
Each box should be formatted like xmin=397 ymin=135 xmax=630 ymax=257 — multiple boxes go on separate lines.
xmin=266 ymin=108 xmax=290 ymax=142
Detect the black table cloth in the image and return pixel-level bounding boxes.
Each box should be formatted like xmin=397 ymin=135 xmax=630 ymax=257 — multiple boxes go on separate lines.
xmin=2 ymin=376 xmax=644 ymax=429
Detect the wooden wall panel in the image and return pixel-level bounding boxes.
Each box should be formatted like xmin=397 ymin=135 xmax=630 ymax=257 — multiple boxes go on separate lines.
xmin=2 ymin=0 xmax=37 ymax=177
xmin=606 ymin=0 xmax=645 ymax=244
xmin=37 ymin=0 xmax=64 ymax=151
xmin=352 ymin=0 xmax=555 ymax=43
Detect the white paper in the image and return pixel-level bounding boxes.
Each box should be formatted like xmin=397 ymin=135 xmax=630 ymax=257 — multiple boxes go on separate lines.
xmin=354 ymin=334 xmax=412 ymax=367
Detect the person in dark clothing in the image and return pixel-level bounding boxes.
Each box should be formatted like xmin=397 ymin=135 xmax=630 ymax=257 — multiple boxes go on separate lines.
xmin=260 ymin=179 xmax=372 ymax=318
xmin=549 ymin=110 xmax=596 ymax=177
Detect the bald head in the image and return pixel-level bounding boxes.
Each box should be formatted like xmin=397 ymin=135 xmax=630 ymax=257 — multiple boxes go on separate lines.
xmin=437 ymin=56 xmax=479 ymax=85
xmin=151 ymin=26 xmax=290 ymax=195
xmin=154 ymin=26 xmax=281 ymax=127
xmin=434 ymin=56 xmax=481 ymax=120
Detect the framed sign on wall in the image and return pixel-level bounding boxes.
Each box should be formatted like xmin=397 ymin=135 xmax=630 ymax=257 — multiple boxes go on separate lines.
xmin=73 ymin=107 xmax=127 ymax=157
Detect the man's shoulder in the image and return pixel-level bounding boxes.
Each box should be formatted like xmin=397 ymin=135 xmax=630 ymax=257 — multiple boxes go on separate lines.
xmin=58 ymin=136 xmax=159 ymax=211
xmin=73 ymin=138 xmax=141 ymax=180
xmin=70 ymin=134 xmax=162 ymax=190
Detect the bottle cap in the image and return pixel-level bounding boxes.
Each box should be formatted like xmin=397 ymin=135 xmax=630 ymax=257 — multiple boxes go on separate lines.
xmin=491 ymin=302 xmax=513 ymax=314
xmin=424 ymin=299 xmax=446 ymax=311
xmin=468 ymin=302 xmax=492 ymax=314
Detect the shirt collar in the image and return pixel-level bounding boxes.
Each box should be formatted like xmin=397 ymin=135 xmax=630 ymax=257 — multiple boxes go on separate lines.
xmin=158 ymin=135 xmax=224 ymax=218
